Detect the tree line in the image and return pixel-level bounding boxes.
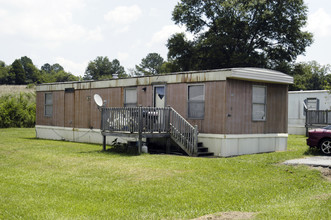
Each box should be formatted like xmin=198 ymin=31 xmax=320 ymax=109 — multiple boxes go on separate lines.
xmin=1 ymin=0 xmax=330 ymax=91
xmin=0 ymin=56 xmax=79 ymax=85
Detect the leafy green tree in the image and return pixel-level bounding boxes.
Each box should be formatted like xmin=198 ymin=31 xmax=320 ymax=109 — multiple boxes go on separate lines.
xmin=108 ymin=59 xmax=127 ymax=79
xmin=135 ymin=53 xmax=165 ymax=76
xmin=289 ymin=61 xmax=331 ymax=91
xmin=84 ymin=56 xmax=126 ymax=80
xmin=16 ymin=56 xmax=43 ymax=84
xmin=41 ymin=63 xmax=52 ymax=73
xmin=0 ymin=61 xmax=9 ymax=84
xmin=9 ymin=60 xmax=26 ymax=84
xmin=168 ymin=0 xmax=313 ymax=71
xmin=52 ymin=63 xmax=64 ymax=73
xmin=53 ymin=70 xmax=79 ymax=82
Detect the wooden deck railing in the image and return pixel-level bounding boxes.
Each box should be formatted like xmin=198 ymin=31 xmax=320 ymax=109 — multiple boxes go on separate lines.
xmin=305 ymin=109 xmax=331 ymax=136
xmin=101 ymin=107 xmax=198 ymax=156
xmin=306 ymin=110 xmax=331 ymax=125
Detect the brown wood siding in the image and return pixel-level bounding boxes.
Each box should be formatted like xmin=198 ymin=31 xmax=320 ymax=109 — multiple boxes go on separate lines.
xmin=36 ymin=91 xmax=64 ymax=127
xmin=225 ymin=79 xmax=288 ymax=134
xmin=266 ymin=84 xmax=288 ymax=133
xmin=36 ymin=79 xmax=287 ymax=135
xmin=194 ymin=81 xmax=226 ymax=134
xmin=64 ymin=92 xmax=75 ymax=127
xmin=74 ymin=90 xmax=91 ymax=128
xmin=167 ymin=81 xmax=227 ymax=134
xmin=167 ymin=84 xmax=187 ymax=116
xmin=137 ymin=85 xmax=153 ymax=107
xmin=90 ymin=87 xmax=123 ymax=129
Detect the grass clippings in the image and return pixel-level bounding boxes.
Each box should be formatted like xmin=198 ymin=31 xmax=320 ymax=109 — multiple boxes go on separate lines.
xmin=192 ymin=212 xmax=257 ymax=220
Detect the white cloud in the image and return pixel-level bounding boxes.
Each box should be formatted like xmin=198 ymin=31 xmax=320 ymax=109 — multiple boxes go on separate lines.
xmin=0 ymin=0 xmax=102 ymax=47
xmin=117 ymin=52 xmax=129 ymax=62
xmin=148 ymin=25 xmax=194 ymax=47
xmin=0 ymin=8 xmax=7 ymax=17
xmin=307 ymin=8 xmax=331 ymax=37
xmin=88 ymin=26 xmax=104 ymax=41
xmin=55 ymin=57 xmax=88 ymax=76
xmin=104 ymin=5 xmax=142 ymax=25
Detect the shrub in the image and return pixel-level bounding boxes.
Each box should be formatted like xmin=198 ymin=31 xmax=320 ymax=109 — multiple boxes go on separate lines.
xmin=0 ymin=92 xmax=36 ymax=128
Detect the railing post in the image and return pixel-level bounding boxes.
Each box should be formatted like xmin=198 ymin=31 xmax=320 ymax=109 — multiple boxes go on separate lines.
xmin=138 ymin=106 xmax=142 ymax=155
xmin=166 ymin=106 xmax=171 ymax=133
xmin=193 ymin=125 xmax=198 ymax=156
xmin=326 ymin=110 xmax=328 ymax=124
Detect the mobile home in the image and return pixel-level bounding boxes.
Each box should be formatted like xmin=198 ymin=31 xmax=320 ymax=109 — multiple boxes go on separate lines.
xmin=36 ymin=68 xmax=292 ymax=157
xmin=288 ymin=90 xmax=331 ymax=135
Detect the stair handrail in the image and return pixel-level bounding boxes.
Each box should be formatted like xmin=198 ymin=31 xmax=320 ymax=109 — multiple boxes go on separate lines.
xmin=168 ymin=107 xmax=198 ymax=156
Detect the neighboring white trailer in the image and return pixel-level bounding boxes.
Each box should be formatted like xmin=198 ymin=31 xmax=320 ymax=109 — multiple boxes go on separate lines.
xmin=288 ymin=90 xmax=331 ymax=135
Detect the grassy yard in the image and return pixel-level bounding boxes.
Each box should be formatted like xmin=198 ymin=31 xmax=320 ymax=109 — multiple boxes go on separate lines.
xmin=0 ymin=128 xmax=330 ymax=219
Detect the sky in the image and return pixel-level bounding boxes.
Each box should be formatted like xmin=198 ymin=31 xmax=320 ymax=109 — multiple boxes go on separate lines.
xmin=0 ymin=0 xmax=330 ymax=77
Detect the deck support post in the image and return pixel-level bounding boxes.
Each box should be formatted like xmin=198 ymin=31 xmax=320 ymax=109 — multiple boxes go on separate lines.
xmin=103 ymin=135 xmax=106 ymax=151
xmin=166 ymin=138 xmax=171 ymax=154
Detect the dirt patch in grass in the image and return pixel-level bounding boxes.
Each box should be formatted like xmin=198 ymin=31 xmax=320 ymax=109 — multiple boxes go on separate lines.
xmin=192 ymin=212 xmax=257 ymax=220
xmin=311 ymin=166 xmax=331 ymax=182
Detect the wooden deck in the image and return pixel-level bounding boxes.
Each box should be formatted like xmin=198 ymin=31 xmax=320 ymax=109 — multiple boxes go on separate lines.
xmin=100 ymin=107 xmax=205 ymax=156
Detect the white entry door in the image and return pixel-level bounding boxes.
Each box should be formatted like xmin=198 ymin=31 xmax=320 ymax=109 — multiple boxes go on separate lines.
xmin=154 ymin=85 xmax=166 ymax=108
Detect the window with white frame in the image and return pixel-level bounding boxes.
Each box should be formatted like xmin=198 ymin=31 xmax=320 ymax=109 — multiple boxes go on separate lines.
xmin=252 ymin=85 xmax=266 ymax=121
xmin=44 ymin=93 xmax=53 ymax=117
xmin=124 ymin=88 xmax=137 ymax=107
xmin=188 ymin=84 xmax=205 ymax=119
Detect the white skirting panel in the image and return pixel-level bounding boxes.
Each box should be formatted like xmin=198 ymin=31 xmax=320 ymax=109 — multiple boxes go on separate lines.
xmin=198 ymin=133 xmax=288 ymax=157
xmin=288 ymin=125 xmax=306 ymax=135
xmin=36 ymin=125 xmax=288 ymax=157
xmin=35 ymin=125 xmax=137 ymax=145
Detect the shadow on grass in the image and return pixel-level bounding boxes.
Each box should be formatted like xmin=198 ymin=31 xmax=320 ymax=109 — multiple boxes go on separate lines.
xmin=23 ymin=137 xmax=141 ymax=157
xmin=79 ymin=144 xmax=140 ymax=157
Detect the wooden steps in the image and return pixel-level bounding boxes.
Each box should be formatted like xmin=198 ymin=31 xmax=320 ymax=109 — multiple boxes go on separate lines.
xmin=196 ymin=142 xmax=214 ymax=157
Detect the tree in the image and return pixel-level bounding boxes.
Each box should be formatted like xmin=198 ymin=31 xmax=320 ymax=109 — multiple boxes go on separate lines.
xmin=52 ymin=63 xmax=64 ymax=73
xmin=8 ymin=60 xmax=26 ymax=84
xmin=18 ymin=56 xmax=43 ymax=84
xmin=288 ymin=61 xmax=331 ymax=91
xmin=0 ymin=61 xmax=9 ymax=84
xmin=135 ymin=53 xmax=165 ymax=76
xmin=108 ymin=59 xmax=127 ymax=79
xmin=84 ymin=56 xmax=126 ymax=80
xmin=53 ymin=71 xmax=79 ymax=82
xmin=168 ymin=0 xmax=313 ymax=71
xmin=41 ymin=63 xmax=52 ymax=73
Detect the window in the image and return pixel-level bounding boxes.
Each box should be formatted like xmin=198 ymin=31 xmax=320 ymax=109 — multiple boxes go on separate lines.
xmin=303 ymin=98 xmax=319 ymax=116
xmin=306 ymin=98 xmax=319 ymax=110
xmin=124 ymin=88 xmax=137 ymax=107
xmin=252 ymin=85 xmax=266 ymax=121
xmin=188 ymin=85 xmax=205 ymax=119
xmin=44 ymin=93 xmax=53 ymax=117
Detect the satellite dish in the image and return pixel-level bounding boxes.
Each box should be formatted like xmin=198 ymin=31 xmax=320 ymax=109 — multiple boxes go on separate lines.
xmin=94 ymin=94 xmax=103 ymax=107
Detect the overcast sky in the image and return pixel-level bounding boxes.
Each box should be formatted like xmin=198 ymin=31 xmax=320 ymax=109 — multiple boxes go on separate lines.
xmin=0 ymin=0 xmax=330 ymax=76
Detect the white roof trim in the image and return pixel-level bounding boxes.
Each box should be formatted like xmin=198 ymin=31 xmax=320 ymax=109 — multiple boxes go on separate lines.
xmin=36 ymin=68 xmax=293 ymax=91
xmin=229 ymin=68 xmax=293 ymax=84
xmin=289 ymin=90 xmax=329 ymax=94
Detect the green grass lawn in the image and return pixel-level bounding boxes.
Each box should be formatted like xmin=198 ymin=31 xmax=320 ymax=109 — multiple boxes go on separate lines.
xmin=0 ymin=128 xmax=330 ymax=219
